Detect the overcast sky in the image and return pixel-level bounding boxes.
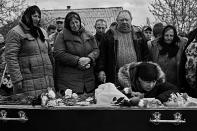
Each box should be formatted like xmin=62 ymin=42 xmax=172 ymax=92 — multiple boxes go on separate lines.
xmin=27 ymin=0 xmax=156 ymax=26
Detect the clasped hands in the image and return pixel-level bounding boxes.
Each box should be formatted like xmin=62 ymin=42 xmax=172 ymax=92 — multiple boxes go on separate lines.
xmin=78 ymin=57 xmax=91 ymax=70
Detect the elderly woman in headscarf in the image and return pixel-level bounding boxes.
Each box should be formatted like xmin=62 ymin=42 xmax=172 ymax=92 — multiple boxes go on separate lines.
xmin=5 ymin=5 xmax=54 ymax=97
xmin=54 ymin=12 xmax=99 ymax=96
xmin=149 ymin=25 xmax=186 ymax=87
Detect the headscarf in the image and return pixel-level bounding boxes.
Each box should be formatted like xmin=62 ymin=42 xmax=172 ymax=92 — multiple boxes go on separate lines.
xmin=21 ymin=5 xmax=45 ymax=42
xmin=64 ymin=11 xmax=84 ymax=35
xmin=158 ymin=25 xmax=180 ymax=58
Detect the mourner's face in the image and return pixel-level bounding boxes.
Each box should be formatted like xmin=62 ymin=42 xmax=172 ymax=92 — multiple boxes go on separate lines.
xmin=95 ymin=21 xmax=107 ymax=34
xmin=70 ymin=18 xmax=80 ymax=32
xmin=32 ymin=12 xmax=40 ymax=27
xmin=117 ymin=12 xmax=132 ymax=28
xmin=143 ymin=30 xmax=152 ymax=41
xmin=48 ymin=29 xmax=56 ymax=36
xmin=138 ymin=77 xmax=156 ymax=92
xmin=164 ymin=29 xmax=174 ymax=44
xmin=56 ymin=21 xmax=64 ymax=32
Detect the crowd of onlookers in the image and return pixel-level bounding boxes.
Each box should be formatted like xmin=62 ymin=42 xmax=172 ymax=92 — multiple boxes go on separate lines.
xmin=0 ymin=5 xmax=196 ymax=103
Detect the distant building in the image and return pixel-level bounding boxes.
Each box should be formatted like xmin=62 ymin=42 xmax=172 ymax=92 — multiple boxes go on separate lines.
xmin=41 ymin=7 xmax=123 ymax=34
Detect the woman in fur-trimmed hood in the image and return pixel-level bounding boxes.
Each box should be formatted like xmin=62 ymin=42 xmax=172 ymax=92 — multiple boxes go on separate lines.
xmin=118 ymin=62 xmax=178 ymax=102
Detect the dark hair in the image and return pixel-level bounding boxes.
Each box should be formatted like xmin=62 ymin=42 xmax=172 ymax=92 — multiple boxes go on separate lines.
xmin=47 ymin=24 xmax=56 ymax=32
xmin=110 ymin=22 xmax=117 ymax=27
xmin=64 ymin=11 xmax=81 ymax=32
xmin=95 ymin=19 xmax=107 ymax=27
xmin=21 ymin=5 xmax=45 ymax=42
xmin=137 ymin=63 xmax=158 ymax=82
xmin=158 ymin=25 xmax=180 ymax=58
xmin=153 ymin=23 xmax=163 ymax=38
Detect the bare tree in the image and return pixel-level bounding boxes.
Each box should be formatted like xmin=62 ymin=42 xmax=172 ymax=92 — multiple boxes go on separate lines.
xmin=149 ymin=0 xmax=197 ymax=33
xmin=0 ymin=0 xmax=27 ymax=25
xmin=40 ymin=10 xmax=56 ymax=30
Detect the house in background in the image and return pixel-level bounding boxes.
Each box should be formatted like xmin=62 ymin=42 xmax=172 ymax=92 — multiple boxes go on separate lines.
xmin=41 ymin=6 xmax=123 ymax=34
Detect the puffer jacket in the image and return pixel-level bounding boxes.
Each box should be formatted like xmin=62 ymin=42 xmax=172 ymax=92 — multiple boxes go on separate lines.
xmin=118 ymin=62 xmax=178 ymax=102
xmin=5 ymin=22 xmax=54 ymax=96
xmin=54 ymin=28 xmax=99 ymax=93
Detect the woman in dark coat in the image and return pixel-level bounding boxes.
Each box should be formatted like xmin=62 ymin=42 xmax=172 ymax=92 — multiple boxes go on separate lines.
xmin=149 ymin=25 xmax=186 ymax=87
xmin=5 ymin=5 xmax=54 ymax=97
xmin=54 ymin=12 xmax=99 ymax=95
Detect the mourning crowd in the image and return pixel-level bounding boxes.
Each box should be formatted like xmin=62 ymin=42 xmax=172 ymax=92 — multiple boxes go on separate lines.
xmin=0 ymin=5 xmax=196 ymax=104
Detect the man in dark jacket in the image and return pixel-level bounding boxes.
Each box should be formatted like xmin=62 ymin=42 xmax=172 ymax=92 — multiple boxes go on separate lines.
xmin=94 ymin=19 xmax=107 ymax=47
xmin=97 ymin=10 xmax=151 ymax=85
xmin=94 ymin=19 xmax=107 ymax=87
xmin=118 ymin=62 xmax=178 ymax=103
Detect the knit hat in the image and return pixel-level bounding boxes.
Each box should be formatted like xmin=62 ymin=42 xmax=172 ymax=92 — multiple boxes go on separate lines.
xmin=137 ymin=63 xmax=158 ymax=82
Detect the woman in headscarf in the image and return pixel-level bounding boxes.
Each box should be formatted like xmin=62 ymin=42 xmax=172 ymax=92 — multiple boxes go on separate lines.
xmin=54 ymin=12 xmax=99 ymax=96
xmin=5 ymin=5 xmax=54 ymax=97
xmin=149 ymin=25 xmax=186 ymax=87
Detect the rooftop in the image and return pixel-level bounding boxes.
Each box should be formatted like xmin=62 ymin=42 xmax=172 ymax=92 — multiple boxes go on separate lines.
xmin=41 ymin=7 xmax=123 ymax=34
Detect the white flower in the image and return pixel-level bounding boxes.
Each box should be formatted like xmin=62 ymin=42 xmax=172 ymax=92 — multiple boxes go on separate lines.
xmin=72 ymin=93 xmax=78 ymax=99
xmin=47 ymin=88 xmax=56 ymax=99
xmin=2 ymin=78 xmax=8 ymax=85
xmin=138 ymin=99 xmax=144 ymax=107
xmin=65 ymin=89 xmax=72 ymax=98
xmin=41 ymin=94 xmax=48 ymax=106
xmin=7 ymin=80 xmax=13 ymax=88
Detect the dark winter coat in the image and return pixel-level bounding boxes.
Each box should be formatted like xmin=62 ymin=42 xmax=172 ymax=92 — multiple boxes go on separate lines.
xmin=97 ymin=26 xmax=151 ymax=85
xmin=54 ymin=28 xmax=99 ymax=93
xmin=118 ymin=62 xmax=178 ymax=102
xmin=5 ymin=22 xmax=54 ymax=96
xmin=149 ymin=37 xmax=186 ymax=86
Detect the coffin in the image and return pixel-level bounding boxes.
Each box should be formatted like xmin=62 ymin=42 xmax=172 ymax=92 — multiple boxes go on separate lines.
xmin=0 ymin=105 xmax=197 ymax=131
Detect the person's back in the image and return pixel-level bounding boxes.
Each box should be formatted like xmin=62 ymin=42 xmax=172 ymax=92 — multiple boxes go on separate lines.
xmin=152 ymin=22 xmax=164 ymax=39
